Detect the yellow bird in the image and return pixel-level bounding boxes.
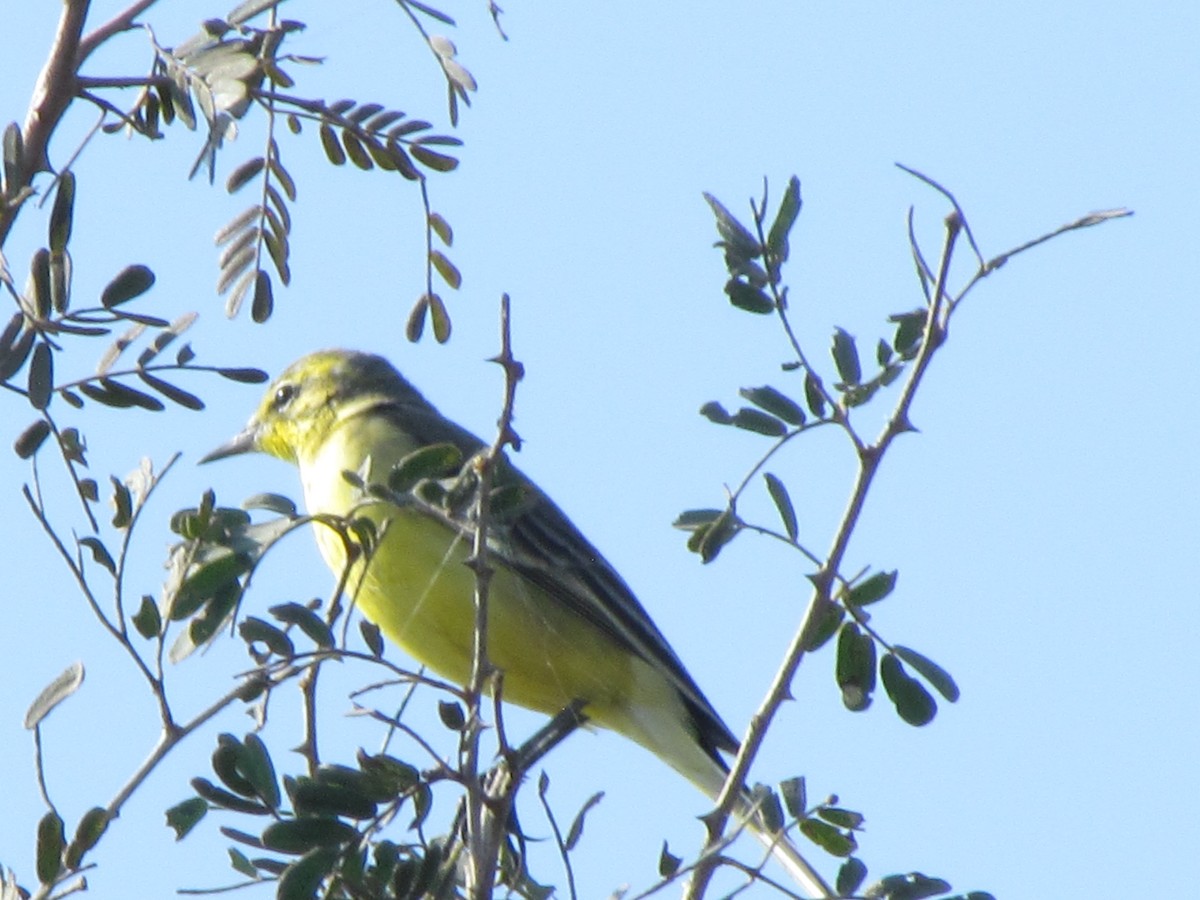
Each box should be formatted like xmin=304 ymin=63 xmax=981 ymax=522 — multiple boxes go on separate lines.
xmin=203 ymin=349 xmax=828 ymax=896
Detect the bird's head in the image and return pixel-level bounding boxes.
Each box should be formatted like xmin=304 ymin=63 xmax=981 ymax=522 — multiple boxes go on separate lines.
xmin=201 ymin=349 xmax=418 ymax=466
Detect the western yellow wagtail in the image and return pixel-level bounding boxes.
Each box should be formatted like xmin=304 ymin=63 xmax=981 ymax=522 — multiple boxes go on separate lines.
xmin=203 ymin=349 xmax=828 ymax=895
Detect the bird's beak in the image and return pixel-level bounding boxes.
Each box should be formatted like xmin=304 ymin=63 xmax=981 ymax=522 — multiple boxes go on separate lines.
xmin=199 ymin=423 xmax=260 ymax=464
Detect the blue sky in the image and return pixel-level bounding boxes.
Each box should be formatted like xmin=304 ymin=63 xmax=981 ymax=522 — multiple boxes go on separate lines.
xmin=1 ymin=2 xmax=1197 ymax=898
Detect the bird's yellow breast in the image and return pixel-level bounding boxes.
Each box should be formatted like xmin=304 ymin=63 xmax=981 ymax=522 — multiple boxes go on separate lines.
xmin=297 ymin=413 xmax=661 ymax=730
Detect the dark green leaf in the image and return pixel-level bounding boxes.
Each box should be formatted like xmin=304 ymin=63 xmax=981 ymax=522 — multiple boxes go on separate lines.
xmin=831 ymin=328 xmax=861 ymax=384
xmin=228 ymin=847 xmax=258 ymax=879
xmin=291 ymin=778 xmax=378 ymax=820
xmin=894 ymin=645 xmax=960 ymax=702
xmin=342 ymin=130 xmax=373 ymax=170
xmin=869 ymin=872 xmax=952 ymax=900
xmin=703 ymin=192 xmax=761 ymax=261
xmin=731 ymin=407 xmax=787 ymax=437
xmin=766 ymin=175 xmax=801 ymax=264
xmin=764 ymin=472 xmax=798 ymax=541
xmin=409 ymin=143 xmax=458 ymax=171
xmin=239 ymin=733 xmax=281 ymax=809
xmin=779 ymin=776 xmax=806 ymax=819
xmin=740 ymin=385 xmax=805 ymax=425
xmin=891 ymin=309 xmax=926 ymax=359
xmin=49 ymin=248 xmax=71 ymax=313
xmin=798 ymin=817 xmax=856 ymax=857
xmin=29 ymin=247 xmax=51 ymax=319
xmin=800 ymin=598 xmax=843 ymax=651
xmin=277 ymin=847 xmax=339 ymax=900
xmin=27 ymin=341 xmax=52 ymax=410
xmin=251 ymin=268 xmax=274 ymax=323
xmin=110 ymin=476 xmax=132 ymax=528
xmin=269 ymin=602 xmax=334 ymax=648
xmin=692 ymin=507 xmax=738 ymax=563
xmin=672 ymin=508 xmax=723 ymax=530
xmin=847 ymin=570 xmax=897 ymax=607
xmin=101 ymin=264 xmax=155 ymax=308
xmin=14 ymin=419 xmax=51 ymax=458
xmin=226 ymin=156 xmax=265 ymax=193
xmin=137 ymin=371 xmax=204 ymax=410
xmin=36 ymin=811 xmax=65 ymax=883
xmin=564 ymin=791 xmax=604 ymax=851
xmin=837 ymin=858 xmax=868 ymax=897
xmin=239 ymin=616 xmax=295 ymax=658
xmin=360 ymin=620 xmax=383 ymax=657
xmin=437 ymin=700 xmax=466 ymax=731
xmin=173 ymin=550 xmax=251 ymax=618
xmin=79 ymin=537 xmax=116 ymax=575
xmin=880 ymin=653 xmax=937 ymax=726
xmin=657 ymin=841 xmax=682 ymax=878
xmin=318 ymin=123 xmax=345 ymax=165
xmin=817 ymin=806 xmax=864 ymax=830
xmin=165 ymin=797 xmax=207 ymax=840
xmin=836 ymin=623 xmax=876 ymax=711
xmin=132 ymin=595 xmax=162 ymax=638
xmin=191 ymin=777 xmax=271 ymax=814
xmin=725 ymin=278 xmax=774 ymax=314
xmin=244 ymin=492 xmax=297 ymax=516
xmin=698 ymin=400 xmax=732 ymax=424
xmin=876 ymin=338 xmax=893 ymax=367
xmin=388 ymin=442 xmax=463 ymax=493
xmin=217 ymin=366 xmax=269 ymax=383
xmin=64 ymin=807 xmax=110 ymax=869
xmin=212 ymin=734 xmax=257 ymax=797
xmin=262 ymin=819 xmax=358 ymax=855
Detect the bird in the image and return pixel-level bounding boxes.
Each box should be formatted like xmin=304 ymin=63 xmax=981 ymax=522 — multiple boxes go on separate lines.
xmin=202 ymin=348 xmax=829 ymax=896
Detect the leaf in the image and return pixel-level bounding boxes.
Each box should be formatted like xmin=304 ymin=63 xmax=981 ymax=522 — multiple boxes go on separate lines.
xmin=698 ymin=400 xmax=732 ymax=424
xmin=703 ymin=192 xmax=761 ymax=261
xmin=437 ymin=700 xmax=466 ymax=731
xmin=79 ymin=536 xmax=116 ymax=575
xmin=132 ymin=595 xmax=162 ymax=638
xmin=725 ymin=278 xmax=774 ymax=314
xmin=764 ymin=472 xmax=797 ymax=541
xmin=836 ymin=858 xmax=868 ymax=897
xmin=564 ymin=791 xmax=604 ymax=851
xmin=731 ymin=407 xmax=787 ymax=437
xmin=847 ymin=570 xmax=897 ymax=607
xmin=49 ymin=171 xmax=75 ymax=252
xmin=277 ymin=847 xmax=340 ymax=900
xmin=798 ymin=817 xmax=856 ymax=857
xmin=657 ymin=841 xmax=682 ymax=878
xmin=409 ymin=143 xmax=458 ymax=171
xmin=318 ymin=123 xmax=345 ymax=165
xmin=165 ymin=797 xmax=208 ymax=840
xmin=137 ymin=371 xmax=204 ymax=410
xmin=24 ymin=661 xmax=85 ymax=729
xmin=894 ymin=645 xmax=960 ymax=702
xmin=429 ymin=212 xmax=452 ymax=245
xmin=14 ymin=419 xmax=51 ymax=459
xmin=880 ymin=652 xmax=937 ymax=726
xmin=835 ymin=623 xmax=876 ymax=711
xmin=429 ymin=249 xmax=461 ymax=289
xmin=101 ymin=264 xmax=155 ymax=307
xmin=35 ymin=811 xmax=65 ymax=883
xmin=740 ymin=385 xmax=805 ymax=425
xmin=110 ymin=475 xmax=133 ymax=528
xmin=831 ymin=327 xmax=861 ymax=384
xmin=388 ymin=442 xmax=463 ymax=493
xmin=261 ymin=819 xmax=358 ymax=855
xmin=766 ymin=175 xmax=801 ymax=264
xmin=360 ymin=620 xmax=384 ymax=657
xmin=779 ymin=776 xmax=806 ymax=819
xmin=64 ymin=807 xmax=110 ymax=869
xmin=217 ymin=366 xmax=269 ymax=383
xmin=818 ymin=806 xmax=864 ymax=830
xmin=226 ymin=156 xmax=264 ymax=193
xmin=342 ymin=130 xmax=373 ymax=170
xmin=239 ymin=616 xmax=295 ymax=659
xmin=269 ymin=602 xmax=334 ymax=648
xmin=240 ymin=733 xmax=281 ymax=809
xmin=27 ymin=341 xmax=52 ymax=410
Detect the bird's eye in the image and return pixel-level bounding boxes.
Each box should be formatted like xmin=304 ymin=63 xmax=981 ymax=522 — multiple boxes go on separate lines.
xmin=271 ymin=382 xmax=298 ymax=411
